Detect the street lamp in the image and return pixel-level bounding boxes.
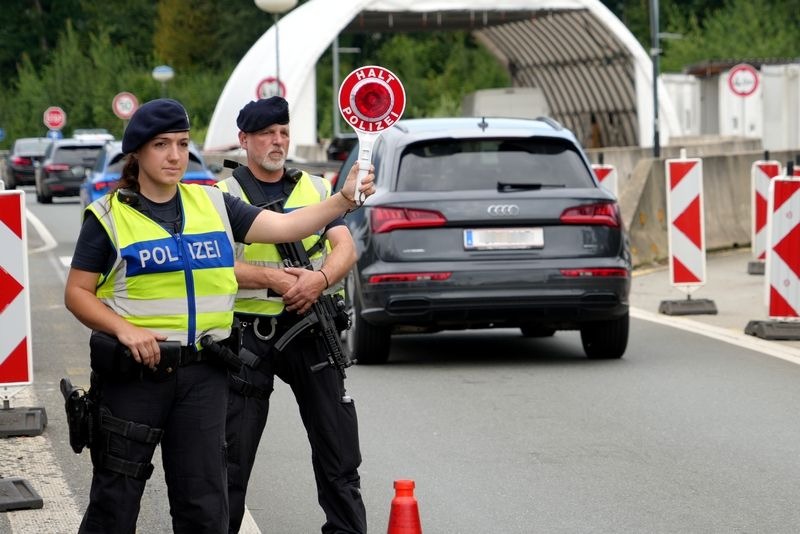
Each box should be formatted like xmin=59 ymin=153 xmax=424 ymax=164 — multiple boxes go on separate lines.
xmin=649 ymin=0 xmax=660 ymax=158
xmin=331 ymin=37 xmax=361 ymax=137
xmin=152 ymin=65 xmax=175 ymax=98
xmin=254 ymin=0 xmax=298 ymax=96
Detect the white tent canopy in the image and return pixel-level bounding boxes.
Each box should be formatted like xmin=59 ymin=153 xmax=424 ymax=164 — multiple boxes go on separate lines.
xmin=205 ymin=0 xmax=679 ymax=154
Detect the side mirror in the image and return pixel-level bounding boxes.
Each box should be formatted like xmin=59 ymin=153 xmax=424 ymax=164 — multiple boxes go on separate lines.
xmin=208 ymin=163 xmax=223 ymax=175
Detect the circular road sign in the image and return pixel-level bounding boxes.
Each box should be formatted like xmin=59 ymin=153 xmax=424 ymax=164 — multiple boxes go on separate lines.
xmin=112 ymin=92 xmax=139 ymax=120
xmin=338 ymin=65 xmax=406 ymax=133
xmin=728 ymin=63 xmax=759 ymax=97
xmin=256 ymin=76 xmax=286 ymax=99
xmin=43 ymin=106 xmax=67 ymax=131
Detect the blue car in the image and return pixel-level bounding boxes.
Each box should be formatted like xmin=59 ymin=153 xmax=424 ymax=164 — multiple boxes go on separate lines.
xmin=79 ymin=140 xmax=220 ymax=209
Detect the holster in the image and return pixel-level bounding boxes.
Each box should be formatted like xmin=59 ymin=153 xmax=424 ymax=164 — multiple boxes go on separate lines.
xmin=60 ymin=377 xmax=96 ymax=454
xmin=89 ymin=331 xmax=182 ymax=382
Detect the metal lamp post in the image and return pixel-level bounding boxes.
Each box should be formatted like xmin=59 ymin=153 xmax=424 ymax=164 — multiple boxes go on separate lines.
xmin=152 ymin=65 xmax=175 ymax=98
xmin=254 ymin=0 xmax=298 ymax=96
xmin=649 ymin=0 xmax=660 ymax=158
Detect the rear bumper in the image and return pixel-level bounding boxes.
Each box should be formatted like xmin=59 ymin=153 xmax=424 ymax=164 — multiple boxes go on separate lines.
xmin=358 ymin=266 xmax=630 ymax=330
xmin=42 ymin=176 xmax=82 ymax=197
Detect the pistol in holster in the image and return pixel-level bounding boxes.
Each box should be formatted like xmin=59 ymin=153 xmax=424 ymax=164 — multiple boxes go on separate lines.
xmin=60 ymin=377 xmax=96 ymax=454
xmin=89 ymin=330 xmax=182 ymax=382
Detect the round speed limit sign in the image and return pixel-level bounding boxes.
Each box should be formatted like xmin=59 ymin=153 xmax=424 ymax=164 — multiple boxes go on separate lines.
xmin=112 ymin=92 xmax=139 ymax=120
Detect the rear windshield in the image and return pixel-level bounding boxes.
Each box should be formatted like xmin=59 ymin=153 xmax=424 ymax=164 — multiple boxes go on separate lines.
xmin=396 ymin=137 xmax=593 ymax=192
xmin=15 ymin=138 xmax=51 ymax=155
xmin=54 ymin=145 xmax=103 ymax=165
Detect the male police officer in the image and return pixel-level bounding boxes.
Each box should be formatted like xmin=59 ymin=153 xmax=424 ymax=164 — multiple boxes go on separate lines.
xmin=218 ymin=97 xmax=367 ymax=534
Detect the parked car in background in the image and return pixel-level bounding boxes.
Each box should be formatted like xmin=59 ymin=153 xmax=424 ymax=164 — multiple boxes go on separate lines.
xmin=4 ymin=137 xmax=52 ymax=189
xmin=73 ymin=128 xmax=115 ymax=142
xmin=35 ymin=138 xmax=104 ymax=203
xmin=79 ymin=140 xmax=219 ymax=209
xmin=333 ymin=117 xmax=631 ymax=364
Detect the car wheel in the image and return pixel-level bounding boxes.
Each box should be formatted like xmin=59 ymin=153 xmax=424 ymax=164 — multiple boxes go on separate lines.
xmin=580 ymin=312 xmax=629 ymax=359
xmin=37 ymin=192 xmax=53 ymax=204
xmin=520 ymin=326 xmax=556 ymax=337
xmin=343 ymin=271 xmax=391 ymax=365
xmin=4 ymin=174 xmax=16 ymax=189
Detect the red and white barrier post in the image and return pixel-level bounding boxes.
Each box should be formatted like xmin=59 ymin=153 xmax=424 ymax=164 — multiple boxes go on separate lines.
xmin=659 ymin=150 xmax=717 ymax=315
xmin=748 ymin=159 xmax=781 ymax=274
xmin=0 ymin=190 xmax=47 ymax=439
xmin=592 ymin=163 xmax=618 ymax=198
xmin=746 ymin=175 xmax=800 ymax=339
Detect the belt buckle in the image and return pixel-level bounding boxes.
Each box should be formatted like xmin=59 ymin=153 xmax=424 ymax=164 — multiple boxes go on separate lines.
xmin=253 ymin=317 xmax=277 ymax=341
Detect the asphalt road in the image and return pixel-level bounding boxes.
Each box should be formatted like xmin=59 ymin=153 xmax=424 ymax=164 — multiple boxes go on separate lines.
xmin=2 ymin=190 xmax=800 ymax=533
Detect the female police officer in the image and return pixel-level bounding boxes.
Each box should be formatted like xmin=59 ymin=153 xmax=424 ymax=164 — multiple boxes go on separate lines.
xmin=64 ymin=98 xmax=373 ymax=533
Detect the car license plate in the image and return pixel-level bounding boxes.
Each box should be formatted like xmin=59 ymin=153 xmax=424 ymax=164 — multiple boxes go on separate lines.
xmin=463 ymin=228 xmax=544 ymax=250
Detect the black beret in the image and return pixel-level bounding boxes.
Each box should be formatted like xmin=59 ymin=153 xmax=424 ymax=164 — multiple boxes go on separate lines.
xmin=237 ymin=96 xmax=289 ymax=133
xmin=122 ymin=98 xmax=190 ymax=154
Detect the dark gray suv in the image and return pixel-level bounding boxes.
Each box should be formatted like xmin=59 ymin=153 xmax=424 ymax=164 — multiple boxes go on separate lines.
xmin=332 ymin=117 xmax=631 ymax=364
xmin=35 ymin=138 xmax=104 ymax=203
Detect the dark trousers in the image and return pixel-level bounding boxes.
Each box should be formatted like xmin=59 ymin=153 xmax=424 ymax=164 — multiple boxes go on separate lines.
xmin=79 ymin=362 xmax=229 ymax=534
xmin=226 ymin=318 xmax=366 ymax=534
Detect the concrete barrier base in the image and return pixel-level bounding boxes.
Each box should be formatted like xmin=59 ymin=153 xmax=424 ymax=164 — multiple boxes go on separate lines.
xmin=659 ymin=298 xmax=718 ymax=316
xmin=744 ymin=320 xmax=800 ymax=340
xmin=0 ymin=477 xmax=43 ymax=511
xmin=747 ymin=261 xmax=765 ymax=275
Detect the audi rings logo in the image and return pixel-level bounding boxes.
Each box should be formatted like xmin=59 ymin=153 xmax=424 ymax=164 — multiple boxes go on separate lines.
xmin=487 ymin=204 xmax=520 ymax=217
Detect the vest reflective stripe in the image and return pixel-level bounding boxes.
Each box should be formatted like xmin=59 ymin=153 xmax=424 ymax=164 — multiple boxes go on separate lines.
xmin=88 ymin=184 xmax=238 ymax=347
xmin=218 ymin=171 xmax=344 ymax=317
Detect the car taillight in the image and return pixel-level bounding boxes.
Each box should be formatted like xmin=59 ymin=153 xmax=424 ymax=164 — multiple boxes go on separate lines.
xmin=44 ymin=163 xmax=70 ymax=172
xmin=94 ymin=181 xmax=117 ymax=192
xmin=560 ymin=202 xmax=619 ymax=227
xmin=370 ymin=207 xmax=446 ymax=234
xmin=560 ymin=268 xmax=629 ymax=278
xmin=368 ymin=272 xmax=452 ymax=284
xmin=11 ymin=156 xmax=32 ymax=166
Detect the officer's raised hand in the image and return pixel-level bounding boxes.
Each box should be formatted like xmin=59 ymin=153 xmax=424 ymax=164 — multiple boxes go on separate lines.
xmin=340 ymin=162 xmax=375 ymax=207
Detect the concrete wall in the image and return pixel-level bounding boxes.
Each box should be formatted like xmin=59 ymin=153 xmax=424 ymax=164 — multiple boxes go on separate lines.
xmin=606 ymin=144 xmax=798 ymax=267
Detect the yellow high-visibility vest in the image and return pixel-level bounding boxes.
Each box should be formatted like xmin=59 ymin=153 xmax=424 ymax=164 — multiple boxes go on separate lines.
xmin=88 ymin=184 xmax=238 ymax=347
xmin=217 ymin=170 xmax=344 ymax=317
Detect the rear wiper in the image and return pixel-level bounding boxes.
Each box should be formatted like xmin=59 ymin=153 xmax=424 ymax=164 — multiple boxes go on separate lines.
xmin=497 ymin=182 xmax=566 ymax=192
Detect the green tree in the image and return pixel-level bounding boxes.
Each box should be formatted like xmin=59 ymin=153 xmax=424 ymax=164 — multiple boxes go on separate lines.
xmin=661 ymin=0 xmax=800 ymax=71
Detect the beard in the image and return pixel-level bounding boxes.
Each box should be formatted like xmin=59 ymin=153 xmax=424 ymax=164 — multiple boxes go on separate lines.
xmin=259 ymin=150 xmax=286 ymax=172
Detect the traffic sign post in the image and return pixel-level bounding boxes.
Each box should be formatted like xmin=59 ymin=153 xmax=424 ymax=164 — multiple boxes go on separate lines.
xmin=591 ymin=163 xmax=618 ymax=198
xmin=256 ymin=76 xmax=286 ymax=99
xmin=748 ymin=160 xmax=781 ymax=274
xmin=745 ymin=176 xmax=800 ymax=340
xmin=0 ymin=189 xmax=47 ymax=441
xmin=338 ymin=65 xmax=406 ymax=205
xmin=112 ymin=92 xmax=139 ymax=120
xmin=659 ymin=151 xmax=717 ymax=315
xmin=42 ymin=106 xmax=66 ymax=131
xmin=728 ymin=63 xmax=759 ymax=97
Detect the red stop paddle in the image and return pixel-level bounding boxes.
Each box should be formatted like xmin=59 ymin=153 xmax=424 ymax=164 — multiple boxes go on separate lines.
xmin=338 ymin=65 xmax=406 ymax=205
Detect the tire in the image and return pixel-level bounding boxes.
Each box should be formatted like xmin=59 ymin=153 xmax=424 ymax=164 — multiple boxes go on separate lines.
xmin=343 ymin=271 xmax=391 ymax=364
xmin=580 ymin=312 xmax=629 ymax=359
xmin=520 ymin=326 xmax=556 ymax=338
xmin=37 ymin=192 xmax=52 ymax=204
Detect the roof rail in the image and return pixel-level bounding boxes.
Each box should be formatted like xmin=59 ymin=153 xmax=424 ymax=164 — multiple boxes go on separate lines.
xmin=534 ymin=116 xmax=563 ymax=130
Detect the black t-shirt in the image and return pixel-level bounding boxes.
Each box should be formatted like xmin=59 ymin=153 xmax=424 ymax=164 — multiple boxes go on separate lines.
xmin=71 ymin=181 xmax=345 ymax=274
xmin=71 ymin=190 xmax=261 ymax=274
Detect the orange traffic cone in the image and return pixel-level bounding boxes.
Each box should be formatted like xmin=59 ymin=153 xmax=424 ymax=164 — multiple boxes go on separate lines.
xmin=387 ymin=479 xmax=422 ymax=534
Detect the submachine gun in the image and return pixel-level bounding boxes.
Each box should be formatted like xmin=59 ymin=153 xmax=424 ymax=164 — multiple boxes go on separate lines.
xmin=229 ymin=163 xmax=356 ymax=379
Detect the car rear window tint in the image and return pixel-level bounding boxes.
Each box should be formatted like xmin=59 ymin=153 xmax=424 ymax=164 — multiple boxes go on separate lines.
xmin=54 ymin=146 xmax=103 ymax=165
xmin=396 ymin=137 xmax=594 ymax=192
xmin=16 ymin=139 xmax=51 ymax=155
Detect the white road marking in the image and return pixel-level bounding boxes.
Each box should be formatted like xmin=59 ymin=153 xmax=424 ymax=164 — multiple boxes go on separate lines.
xmin=631 ymin=306 xmax=800 ymax=365
xmin=26 ymin=210 xmax=57 ymax=254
